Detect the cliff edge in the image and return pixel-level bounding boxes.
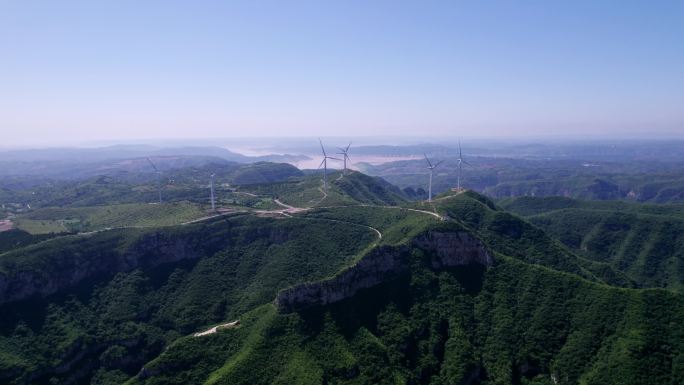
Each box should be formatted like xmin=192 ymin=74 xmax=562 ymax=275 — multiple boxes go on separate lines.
xmin=275 ymin=230 xmax=493 ymax=313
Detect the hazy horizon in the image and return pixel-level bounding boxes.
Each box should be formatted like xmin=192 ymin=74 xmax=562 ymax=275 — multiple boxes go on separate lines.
xmin=4 ymin=135 xmax=684 ymax=154
xmin=2 ymin=1 xmax=683 ymax=146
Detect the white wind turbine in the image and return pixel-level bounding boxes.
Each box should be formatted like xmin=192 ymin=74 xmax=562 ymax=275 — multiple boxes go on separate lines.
xmin=424 ymin=154 xmax=443 ymax=202
xmin=210 ymin=173 xmax=216 ymax=211
xmin=146 ymin=157 xmax=162 ymax=203
xmin=337 ymin=142 xmax=352 ymax=174
xmin=456 ymin=140 xmax=472 ymax=190
xmin=318 ymin=139 xmax=340 ymax=190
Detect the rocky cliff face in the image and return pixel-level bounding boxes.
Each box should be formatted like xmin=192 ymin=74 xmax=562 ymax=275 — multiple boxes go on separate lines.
xmin=275 ymin=230 xmax=492 ymax=313
xmin=0 ymin=232 xmax=206 ymax=306
xmin=0 ymin=219 xmax=303 ymax=307
xmin=413 ymin=231 xmax=494 ymax=268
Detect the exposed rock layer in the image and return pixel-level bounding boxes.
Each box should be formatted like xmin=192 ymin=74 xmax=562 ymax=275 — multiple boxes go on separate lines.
xmin=0 ymin=232 xmax=208 ymax=306
xmin=275 ymin=230 xmax=493 ymax=313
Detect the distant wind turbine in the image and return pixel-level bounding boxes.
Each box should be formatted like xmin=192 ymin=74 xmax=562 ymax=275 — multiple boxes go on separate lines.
xmin=318 ymin=139 xmax=340 ymax=190
xmin=424 ymin=154 xmax=443 ymax=202
xmin=210 ymin=173 xmax=216 ymax=211
xmin=337 ymin=142 xmax=352 ymax=174
xmin=146 ymin=157 xmax=162 ymax=203
xmin=456 ymin=140 xmax=472 ymax=190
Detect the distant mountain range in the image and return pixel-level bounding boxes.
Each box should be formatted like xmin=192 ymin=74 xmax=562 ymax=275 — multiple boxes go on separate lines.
xmin=0 ymin=145 xmax=309 ymax=178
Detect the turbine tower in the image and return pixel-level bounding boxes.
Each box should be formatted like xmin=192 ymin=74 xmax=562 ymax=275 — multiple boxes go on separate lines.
xmin=424 ymin=154 xmax=443 ymax=202
xmin=337 ymin=142 xmax=352 ymax=174
xmin=146 ymin=157 xmax=162 ymax=203
xmin=318 ymin=139 xmax=340 ymax=190
xmin=210 ymin=173 xmax=216 ymax=211
xmin=456 ymin=140 xmax=472 ymax=190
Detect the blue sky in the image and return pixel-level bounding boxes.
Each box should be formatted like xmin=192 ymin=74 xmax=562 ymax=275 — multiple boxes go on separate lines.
xmin=1 ymin=0 xmax=682 ymax=145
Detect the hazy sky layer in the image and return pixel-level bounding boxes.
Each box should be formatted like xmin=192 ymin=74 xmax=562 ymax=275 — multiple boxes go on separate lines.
xmin=1 ymin=0 xmax=683 ymax=146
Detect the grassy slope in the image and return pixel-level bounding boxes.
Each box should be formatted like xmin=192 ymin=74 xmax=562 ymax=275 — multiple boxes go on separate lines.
xmin=14 ymin=201 xmax=207 ymax=234
xmin=239 ymin=175 xmax=348 ymax=208
xmin=6 ymin=168 xmax=408 ymax=239
xmin=331 ymin=172 xmax=408 ymax=206
xmin=12 ymin=218 xmax=70 ymax=234
xmin=242 ymin=171 xmax=408 ymax=208
xmin=501 ymin=196 xmax=684 ymax=292
xmin=299 ymin=206 xmax=438 ymax=246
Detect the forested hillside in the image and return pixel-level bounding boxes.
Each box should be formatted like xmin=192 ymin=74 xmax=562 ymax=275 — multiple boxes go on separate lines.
xmin=0 ymin=174 xmax=682 ymax=385
xmin=129 ymin=192 xmax=684 ymax=385
xmin=501 ymin=196 xmax=684 ymax=292
xmin=0 ymin=214 xmax=376 ymax=384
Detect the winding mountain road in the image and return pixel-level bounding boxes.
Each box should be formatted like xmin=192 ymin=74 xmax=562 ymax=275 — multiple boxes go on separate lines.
xmin=70 ymin=184 xmax=448 ymax=245
xmin=317 ymin=186 xmax=328 ymax=203
xmin=296 ymin=216 xmax=383 ymax=240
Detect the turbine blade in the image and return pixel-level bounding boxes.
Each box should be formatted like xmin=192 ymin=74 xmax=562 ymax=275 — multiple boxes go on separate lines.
xmin=463 ymin=160 xmax=473 ymax=167
xmin=424 ymin=153 xmax=433 ymax=168
xmin=319 ymin=138 xmax=326 ymax=157
xmin=146 ymin=157 xmax=159 ymax=172
xmin=459 ymin=139 xmax=462 ymax=158
xmin=318 ymin=158 xmax=326 ymax=169
xmin=346 ymin=142 xmax=351 ymax=152
xmin=328 ymin=156 xmax=341 ymax=160
xmin=434 ymin=160 xmax=444 ymax=168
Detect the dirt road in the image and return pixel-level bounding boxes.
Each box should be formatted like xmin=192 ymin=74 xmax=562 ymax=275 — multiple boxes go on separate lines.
xmin=194 ymin=320 xmax=240 ymax=337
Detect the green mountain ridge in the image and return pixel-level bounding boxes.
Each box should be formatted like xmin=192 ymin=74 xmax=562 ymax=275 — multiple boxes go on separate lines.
xmin=0 ymin=171 xmax=415 ymax=384
xmin=501 ymin=196 xmax=684 ymax=293
xmin=132 ymin=241 xmax=684 ymax=385
xmin=242 ymin=170 xmax=410 ymax=208
xmin=128 ymin=192 xmax=683 ymax=385
xmin=0 ymin=174 xmax=681 ymax=385
xmin=429 ymin=192 xmax=633 ymax=288
xmin=0 ymin=215 xmax=377 ymax=384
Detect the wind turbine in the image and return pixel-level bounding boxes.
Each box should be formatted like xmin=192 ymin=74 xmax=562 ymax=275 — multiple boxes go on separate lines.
xmin=210 ymin=173 xmax=216 ymax=211
xmin=456 ymin=140 xmax=472 ymax=190
xmin=337 ymin=142 xmax=352 ymax=174
xmin=424 ymin=154 xmax=443 ymax=202
xmin=318 ymin=139 xmax=340 ymax=190
xmin=146 ymin=157 xmax=162 ymax=203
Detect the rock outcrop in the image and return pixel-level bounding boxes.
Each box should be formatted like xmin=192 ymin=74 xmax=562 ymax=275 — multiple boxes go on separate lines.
xmin=0 ymin=219 xmax=297 ymax=306
xmin=413 ymin=231 xmax=494 ymax=268
xmin=0 ymin=231 xmax=205 ymax=306
xmin=275 ymin=230 xmax=492 ymax=313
